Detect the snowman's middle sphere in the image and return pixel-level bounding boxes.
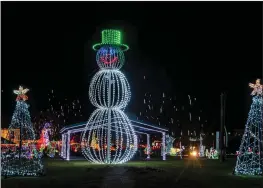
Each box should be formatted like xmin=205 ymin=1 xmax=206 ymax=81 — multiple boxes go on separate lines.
xmin=89 ymin=69 xmax=131 ymax=109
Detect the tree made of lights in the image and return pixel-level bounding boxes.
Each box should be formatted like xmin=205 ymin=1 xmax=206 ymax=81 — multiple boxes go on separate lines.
xmin=234 ymin=79 xmax=263 ymax=176
xmin=165 ymin=135 xmax=175 ymax=155
xmin=81 ymin=29 xmax=137 ymax=164
xmin=1 ymin=86 xmax=44 ymax=176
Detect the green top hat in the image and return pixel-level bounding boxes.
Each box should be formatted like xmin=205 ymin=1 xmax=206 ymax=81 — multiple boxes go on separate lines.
xmin=92 ymin=29 xmax=129 ymax=51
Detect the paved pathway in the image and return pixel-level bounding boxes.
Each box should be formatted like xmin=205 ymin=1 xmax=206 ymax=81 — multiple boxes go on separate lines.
xmin=100 ymin=167 xmax=135 ymax=188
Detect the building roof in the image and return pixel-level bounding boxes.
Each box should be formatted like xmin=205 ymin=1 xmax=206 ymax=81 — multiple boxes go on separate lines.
xmin=60 ymin=113 xmax=168 ymax=135
xmin=1 ymin=137 xmax=15 ymax=144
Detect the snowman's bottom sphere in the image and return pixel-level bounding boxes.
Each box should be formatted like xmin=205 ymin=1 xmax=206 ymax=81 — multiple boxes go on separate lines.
xmin=81 ymin=108 xmax=137 ymax=164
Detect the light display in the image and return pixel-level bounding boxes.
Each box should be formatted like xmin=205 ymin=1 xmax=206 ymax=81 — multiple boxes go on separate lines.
xmin=165 ymin=135 xmax=175 ymax=155
xmin=199 ymin=145 xmax=205 ymax=157
xmin=207 ymin=147 xmax=218 ymax=159
xmin=42 ymin=123 xmax=51 ymax=146
xmin=170 ymin=147 xmax=183 ymax=156
xmin=81 ymin=29 xmax=137 ymax=164
xmin=1 ymin=86 xmax=44 ymax=176
xmin=144 ymin=146 xmax=153 ymax=156
xmin=39 ymin=123 xmax=56 ymax=158
xmin=234 ymin=79 xmax=263 ymax=176
xmin=205 ymin=149 xmax=209 ymax=157
xmin=170 ymin=148 xmax=177 ymax=156
xmin=46 ymin=142 xmax=56 ymax=158
xmin=199 ymin=134 xmax=205 ymax=157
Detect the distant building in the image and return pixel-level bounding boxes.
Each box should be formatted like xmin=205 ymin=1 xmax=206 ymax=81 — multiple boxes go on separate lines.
xmin=1 ymin=128 xmax=20 ymax=144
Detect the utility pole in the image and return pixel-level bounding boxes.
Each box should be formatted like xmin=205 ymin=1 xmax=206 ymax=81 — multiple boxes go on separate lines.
xmin=220 ymin=92 xmax=226 ymax=162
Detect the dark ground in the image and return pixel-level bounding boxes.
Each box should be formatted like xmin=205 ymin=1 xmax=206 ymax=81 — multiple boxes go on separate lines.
xmin=2 ymin=157 xmax=263 ymax=188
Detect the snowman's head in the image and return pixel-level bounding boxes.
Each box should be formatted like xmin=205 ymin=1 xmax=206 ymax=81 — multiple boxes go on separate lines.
xmin=96 ymin=45 xmax=125 ymax=70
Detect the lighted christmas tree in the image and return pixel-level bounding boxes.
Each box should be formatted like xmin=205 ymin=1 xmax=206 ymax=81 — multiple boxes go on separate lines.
xmin=1 ymin=86 xmax=44 ymax=176
xmin=234 ymin=79 xmax=263 ymax=176
xmin=165 ymin=135 xmax=175 ymax=155
xmin=81 ymin=30 xmax=137 ymax=164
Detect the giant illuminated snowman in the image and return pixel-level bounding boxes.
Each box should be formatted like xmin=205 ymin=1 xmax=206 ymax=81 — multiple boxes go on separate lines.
xmin=81 ymin=30 xmax=137 ymax=164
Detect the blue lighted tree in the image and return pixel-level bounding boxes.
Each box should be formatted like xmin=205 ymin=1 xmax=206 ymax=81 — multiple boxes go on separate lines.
xmin=1 ymin=86 xmax=44 ymax=176
xmin=165 ymin=135 xmax=175 ymax=155
xmin=234 ymin=79 xmax=263 ymax=176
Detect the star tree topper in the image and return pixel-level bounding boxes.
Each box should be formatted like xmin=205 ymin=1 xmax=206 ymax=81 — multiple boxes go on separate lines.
xmin=13 ymin=86 xmax=29 ymax=101
xmin=249 ymin=79 xmax=263 ymax=96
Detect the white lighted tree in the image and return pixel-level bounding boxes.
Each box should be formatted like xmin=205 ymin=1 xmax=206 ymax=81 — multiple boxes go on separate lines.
xmin=234 ymin=79 xmax=263 ymax=176
xmin=1 ymin=86 xmax=44 ymax=176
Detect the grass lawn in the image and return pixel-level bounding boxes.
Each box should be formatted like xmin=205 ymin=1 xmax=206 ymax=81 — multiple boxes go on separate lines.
xmin=2 ymin=157 xmax=263 ymax=188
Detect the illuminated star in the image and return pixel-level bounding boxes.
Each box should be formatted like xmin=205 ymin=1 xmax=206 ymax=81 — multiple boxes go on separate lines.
xmin=13 ymin=86 xmax=29 ymax=101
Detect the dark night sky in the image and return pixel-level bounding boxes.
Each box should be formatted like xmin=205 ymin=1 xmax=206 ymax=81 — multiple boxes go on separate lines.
xmin=1 ymin=2 xmax=262 ymax=131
